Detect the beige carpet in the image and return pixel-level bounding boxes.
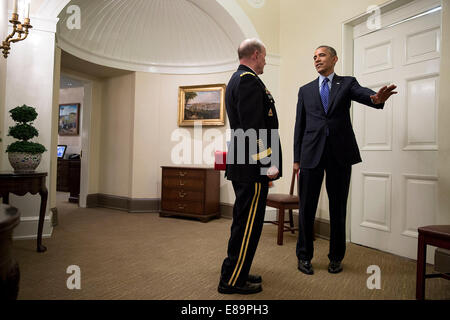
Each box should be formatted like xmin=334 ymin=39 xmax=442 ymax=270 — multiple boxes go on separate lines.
xmin=11 ymin=195 xmax=450 ymax=300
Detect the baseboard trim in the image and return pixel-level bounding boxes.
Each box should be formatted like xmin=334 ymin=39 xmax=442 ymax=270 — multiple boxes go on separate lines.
xmin=314 ymin=217 xmax=330 ymax=240
xmin=86 ymin=193 xmax=160 ymax=213
xmin=86 ymin=195 xmax=331 ymax=239
xmin=219 ymin=202 xmax=233 ymax=219
xmin=50 ymin=207 xmax=58 ymax=227
xmin=220 ymin=204 xmax=330 ymax=239
xmin=13 ymin=215 xmax=53 ymax=240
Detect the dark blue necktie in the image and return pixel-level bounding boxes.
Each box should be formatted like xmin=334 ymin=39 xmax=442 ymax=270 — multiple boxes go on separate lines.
xmin=321 ymin=77 xmax=330 ymax=113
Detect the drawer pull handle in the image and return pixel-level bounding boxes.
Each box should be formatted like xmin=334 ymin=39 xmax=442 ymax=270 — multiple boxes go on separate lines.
xmin=178 ymin=204 xmax=186 ymax=210
xmin=179 ymin=180 xmax=185 ymax=186
xmin=179 ymin=191 xmax=187 ymax=198
xmin=179 ymin=171 xmax=187 ymax=177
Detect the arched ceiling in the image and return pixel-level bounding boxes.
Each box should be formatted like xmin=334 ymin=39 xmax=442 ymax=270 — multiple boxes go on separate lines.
xmin=56 ymin=0 xmax=251 ymax=74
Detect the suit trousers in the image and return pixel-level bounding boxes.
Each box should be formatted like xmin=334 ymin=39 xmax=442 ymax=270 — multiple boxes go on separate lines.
xmin=221 ymin=181 xmax=269 ymax=287
xmin=296 ymin=140 xmax=351 ymax=262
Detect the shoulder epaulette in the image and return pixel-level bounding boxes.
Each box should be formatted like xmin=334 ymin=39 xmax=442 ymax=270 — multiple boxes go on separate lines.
xmin=240 ymin=71 xmax=255 ymax=77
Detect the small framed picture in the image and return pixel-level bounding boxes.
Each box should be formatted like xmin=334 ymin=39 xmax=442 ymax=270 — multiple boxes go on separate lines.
xmin=58 ymin=103 xmax=80 ymax=136
xmin=178 ymin=84 xmax=226 ymax=126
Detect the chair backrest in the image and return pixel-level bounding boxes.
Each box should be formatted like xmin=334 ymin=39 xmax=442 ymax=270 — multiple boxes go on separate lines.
xmin=289 ymin=170 xmax=298 ymax=196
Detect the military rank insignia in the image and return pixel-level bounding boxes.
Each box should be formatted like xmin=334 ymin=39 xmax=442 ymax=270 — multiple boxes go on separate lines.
xmin=268 ymin=108 xmax=273 ymax=117
xmin=265 ymin=88 xmax=274 ymax=103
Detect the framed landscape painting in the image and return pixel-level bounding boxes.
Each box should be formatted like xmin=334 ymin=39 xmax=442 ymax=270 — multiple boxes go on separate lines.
xmin=58 ymin=103 xmax=80 ymax=136
xmin=178 ymin=84 xmax=226 ymax=126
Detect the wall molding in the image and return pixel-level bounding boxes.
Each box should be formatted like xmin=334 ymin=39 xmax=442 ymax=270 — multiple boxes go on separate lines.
xmin=86 ymin=194 xmax=331 ymax=239
xmin=86 ymin=194 xmax=160 ymax=213
xmin=50 ymin=207 xmax=58 ymax=226
xmin=266 ymin=53 xmax=281 ymax=66
xmin=220 ymin=203 xmax=330 ymax=239
xmin=219 ymin=202 xmax=233 ymax=219
xmin=13 ymin=214 xmax=53 ymax=240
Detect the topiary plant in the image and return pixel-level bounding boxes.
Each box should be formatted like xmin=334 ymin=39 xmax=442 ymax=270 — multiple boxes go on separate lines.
xmin=6 ymin=105 xmax=47 ymax=154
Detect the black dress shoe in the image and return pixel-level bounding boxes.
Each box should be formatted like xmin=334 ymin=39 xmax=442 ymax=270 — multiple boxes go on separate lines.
xmin=247 ymin=274 xmax=262 ymax=283
xmin=328 ymin=261 xmax=343 ymax=274
xmin=217 ymin=280 xmax=262 ymax=295
xmin=297 ymin=260 xmax=314 ymax=275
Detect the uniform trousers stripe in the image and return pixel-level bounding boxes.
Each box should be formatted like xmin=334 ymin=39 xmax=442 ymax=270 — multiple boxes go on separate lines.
xmin=228 ymin=182 xmax=261 ymax=286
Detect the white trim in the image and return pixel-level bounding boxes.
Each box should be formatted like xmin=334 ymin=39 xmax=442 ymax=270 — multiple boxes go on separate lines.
xmin=19 ymin=215 xmax=51 ymax=222
xmin=343 ymin=0 xmax=413 ymax=27
xmin=40 ymin=0 xmax=260 ymax=74
xmin=216 ymin=0 xmax=259 ymax=39
xmin=266 ymin=53 xmax=281 ymax=67
xmin=343 ymin=0 xmax=442 ymax=243
xmin=12 ymin=215 xmax=53 ymax=240
xmin=59 ymin=71 xmax=94 ymax=208
xmin=57 ymin=40 xmax=281 ymax=75
xmin=346 ymin=0 xmax=442 ymax=253
xmin=400 ymin=174 xmax=438 ymax=239
xmin=58 ymin=37 xmax=239 ymax=75
xmin=79 ymin=82 xmax=92 ymax=208
xmin=37 ymin=0 xmax=71 ymax=18
xmin=352 ymin=0 xmax=441 ymax=39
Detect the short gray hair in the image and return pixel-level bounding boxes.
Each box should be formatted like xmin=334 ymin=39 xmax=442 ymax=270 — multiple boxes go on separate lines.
xmin=316 ymin=45 xmax=337 ymax=57
xmin=238 ymin=38 xmax=265 ymax=59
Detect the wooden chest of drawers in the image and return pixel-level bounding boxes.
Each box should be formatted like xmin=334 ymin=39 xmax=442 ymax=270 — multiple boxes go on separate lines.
xmin=160 ymin=166 xmax=220 ymax=222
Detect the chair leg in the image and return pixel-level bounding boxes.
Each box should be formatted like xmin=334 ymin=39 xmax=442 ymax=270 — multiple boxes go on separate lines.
xmin=416 ymin=234 xmax=427 ymax=300
xmin=277 ymin=208 xmax=284 ymax=245
xmin=288 ymin=209 xmax=295 ymax=234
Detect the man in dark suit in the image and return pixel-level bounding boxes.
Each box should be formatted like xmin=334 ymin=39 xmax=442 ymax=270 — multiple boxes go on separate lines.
xmin=293 ymin=45 xmax=396 ymax=275
xmin=218 ymin=38 xmax=282 ymax=294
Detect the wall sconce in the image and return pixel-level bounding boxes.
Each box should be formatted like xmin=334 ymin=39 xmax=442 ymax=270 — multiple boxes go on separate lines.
xmin=1 ymin=0 xmax=33 ymax=59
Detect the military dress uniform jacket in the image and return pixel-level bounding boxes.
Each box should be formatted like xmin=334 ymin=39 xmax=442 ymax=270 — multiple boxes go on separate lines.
xmin=225 ymin=65 xmax=282 ymax=182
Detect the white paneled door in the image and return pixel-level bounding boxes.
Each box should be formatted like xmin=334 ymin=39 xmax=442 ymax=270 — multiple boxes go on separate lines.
xmin=351 ymin=9 xmax=441 ymax=262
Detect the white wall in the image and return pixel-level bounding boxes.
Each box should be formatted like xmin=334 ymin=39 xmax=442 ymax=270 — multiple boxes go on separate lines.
xmin=0 ymin=0 xmax=8 ymax=167
xmin=99 ymin=73 xmax=135 ymax=197
xmin=3 ymin=15 xmax=58 ymax=240
xmin=437 ymin=0 xmax=450 ymax=225
xmin=97 ymin=64 xmax=281 ymax=205
xmin=279 ymin=0 xmax=388 ymax=221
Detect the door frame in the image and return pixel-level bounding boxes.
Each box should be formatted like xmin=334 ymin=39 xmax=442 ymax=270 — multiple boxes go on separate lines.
xmin=342 ymin=0 xmax=442 ymax=242
xmin=59 ymin=70 xmax=93 ymax=208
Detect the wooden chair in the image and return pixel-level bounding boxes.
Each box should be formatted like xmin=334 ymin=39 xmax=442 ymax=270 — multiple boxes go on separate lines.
xmin=265 ymin=170 xmax=299 ymax=245
xmin=416 ymin=225 xmax=450 ymax=300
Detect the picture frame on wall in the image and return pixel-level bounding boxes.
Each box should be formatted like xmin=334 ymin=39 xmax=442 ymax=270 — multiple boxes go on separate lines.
xmin=58 ymin=103 xmax=80 ymax=136
xmin=178 ymin=84 xmax=226 ymax=126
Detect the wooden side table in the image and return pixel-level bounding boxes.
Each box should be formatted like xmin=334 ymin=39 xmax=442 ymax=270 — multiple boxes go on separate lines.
xmin=0 ymin=172 xmax=48 ymax=252
xmin=416 ymin=225 xmax=450 ymax=300
xmin=0 ymin=204 xmax=20 ymax=299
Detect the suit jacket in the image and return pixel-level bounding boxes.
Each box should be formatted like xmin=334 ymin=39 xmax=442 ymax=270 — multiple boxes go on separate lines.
xmin=225 ymin=65 xmax=282 ymax=182
xmin=294 ymin=75 xmax=384 ymax=168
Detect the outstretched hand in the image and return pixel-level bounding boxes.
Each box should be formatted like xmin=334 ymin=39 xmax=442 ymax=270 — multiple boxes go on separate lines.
xmin=370 ymin=84 xmax=398 ymax=104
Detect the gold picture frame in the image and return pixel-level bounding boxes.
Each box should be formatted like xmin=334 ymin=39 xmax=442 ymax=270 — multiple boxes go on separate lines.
xmin=178 ymin=84 xmax=226 ymax=126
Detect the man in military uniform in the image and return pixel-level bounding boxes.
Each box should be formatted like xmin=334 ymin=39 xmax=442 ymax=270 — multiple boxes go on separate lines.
xmin=218 ymin=38 xmax=282 ymax=294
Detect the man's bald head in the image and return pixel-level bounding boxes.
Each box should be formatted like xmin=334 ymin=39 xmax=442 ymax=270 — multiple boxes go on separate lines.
xmin=238 ymin=38 xmax=266 ymax=75
xmin=238 ymin=38 xmax=265 ymax=60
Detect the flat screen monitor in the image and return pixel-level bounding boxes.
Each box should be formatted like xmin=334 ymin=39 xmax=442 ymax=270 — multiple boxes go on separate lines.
xmin=57 ymin=145 xmax=67 ymax=159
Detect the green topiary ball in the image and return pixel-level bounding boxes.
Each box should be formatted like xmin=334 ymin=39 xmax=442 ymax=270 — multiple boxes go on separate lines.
xmin=9 ymin=105 xmax=38 ymax=123
xmin=8 ymin=123 xmax=39 ymax=141
xmin=6 ymin=141 xmax=47 ymax=154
